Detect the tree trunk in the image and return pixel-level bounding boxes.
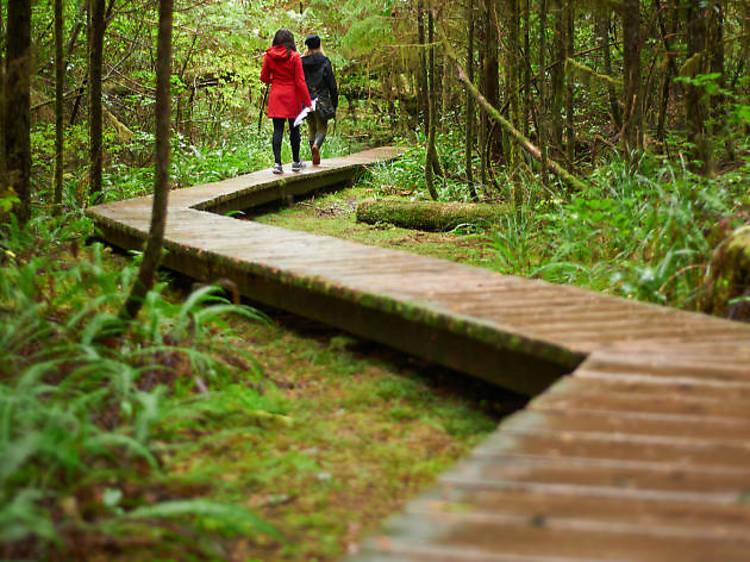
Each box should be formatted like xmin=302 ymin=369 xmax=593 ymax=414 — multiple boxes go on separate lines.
xmin=417 ymin=1 xmax=429 ymax=136
xmin=685 ymin=0 xmax=711 ymax=173
xmin=425 ymin=7 xmax=439 ymax=200
xmin=479 ymin=25 xmax=488 ymax=186
xmin=539 ymin=0 xmax=549 ymax=187
xmin=88 ymin=0 xmax=105 ymax=199
xmin=5 ymin=0 xmax=32 ymax=224
xmin=0 ymin=1 xmax=6 ymax=188
xmin=655 ymin=0 xmax=677 ymax=143
xmin=597 ymin=11 xmax=622 ymax=130
xmin=707 ymin=0 xmax=730 ymax=160
xmin=523 ymin=0 xmax=531 ymax=136
xmin=483 ymin=0 xmax=501 ymax=163
xmin=506 ymin=0 xmax=522 ymax=173
xmin=565 ymin=0 xmax=575 ymax=168
xmin=120 ymin=0 xmax=174 ymax=322
xmin=550 ymin=0 xmax=565 ymax=149
xmin=54 ymin=0 xmax=65 ymax=211
xmin=622 ymin=0 xmax=643 ymax=153
xmin=465 ymin=0 xmax=477 ymax=200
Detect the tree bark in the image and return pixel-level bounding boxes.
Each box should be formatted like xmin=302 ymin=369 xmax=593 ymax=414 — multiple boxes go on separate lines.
xmin=565 ymin=0 xmax=575 ymax=168
xmin=54 ymin=0 xmax=65 ymax=211
xmin=707 ymin=0 xmax=729 ymax=160
xmin=539 ymin=0 xmax=549 ymax=187
xmin=622 ymin=0 xmax=643 ymax=152
xmin=685 ymin=0 xmax=711 ymax=173
xmin=0 ymin=1 xmax=6 ymax=188
xmin=550 ymin=0 xmax=565 ymax=149
xmin=5 ymin=0 xmax=32 ymax=224
xmin=120 ymin=0 xmax=174 ymax=322
xmin=425 ymin=7 xmax=439 ymax=200
xmin=483 ymin=0 xmax=501 ymax=163
xmin=417 ymin=0 xmax=429 ymax=136
xmin=506 ymin=0 xmax=522 ymax=171
xmin=523 ymin=0 xmax=531 ymax=136
xmin=465 ymin=0 xmax=477 ymax=200
xmin=88 ymin=0 xmax=106 ymax=198
xmin=655 ymin=0 xmax=677 ymax=143
xmin=597 ymin=11 xmax=622 ymax=130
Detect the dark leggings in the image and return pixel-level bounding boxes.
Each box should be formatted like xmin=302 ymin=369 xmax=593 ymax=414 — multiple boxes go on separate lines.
xmin=272 ymin=117 xmax=300 ymax=164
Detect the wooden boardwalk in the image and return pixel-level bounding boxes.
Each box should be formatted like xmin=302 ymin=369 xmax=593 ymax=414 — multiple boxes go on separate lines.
xmin=87 ymin=147 xmax=750 ymax=561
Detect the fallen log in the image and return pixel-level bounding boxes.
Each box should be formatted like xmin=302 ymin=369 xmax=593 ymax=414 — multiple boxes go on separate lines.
xmin=356 ymin=199 xmax=506 ymax=232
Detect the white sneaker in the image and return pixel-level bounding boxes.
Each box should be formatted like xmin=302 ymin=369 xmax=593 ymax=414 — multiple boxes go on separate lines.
xmin=272 ymin=163 xmax=283 ymax=174
xmin=292 ymin=161 xmax=306 ymax=172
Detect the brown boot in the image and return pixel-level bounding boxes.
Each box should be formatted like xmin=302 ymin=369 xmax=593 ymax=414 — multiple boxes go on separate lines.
xmin=311 ymin=144 xmax=320 ymax=166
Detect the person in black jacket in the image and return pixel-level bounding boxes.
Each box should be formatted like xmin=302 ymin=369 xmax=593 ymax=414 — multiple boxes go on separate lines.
xmin=301 ymin=35 xmax=338 ymax=166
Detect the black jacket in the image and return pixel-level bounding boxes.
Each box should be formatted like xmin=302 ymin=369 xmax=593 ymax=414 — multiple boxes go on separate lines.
xmin=301 ymin=53 xmax=338 ymax=109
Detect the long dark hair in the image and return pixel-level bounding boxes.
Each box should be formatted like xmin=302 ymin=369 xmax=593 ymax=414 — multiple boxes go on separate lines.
xmin=272 ymin=29 xmax=296 ymax=60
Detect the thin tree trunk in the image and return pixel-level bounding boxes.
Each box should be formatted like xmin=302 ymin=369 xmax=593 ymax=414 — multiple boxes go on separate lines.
xmin=417 ymin=0 xmax=429 ymax=136
xmin=539 ymin=0 xmax=549 ymax=187
xmin=523 ymin=0 xmax=531 ymax=137
xmin=685 ymin=0 xmax=710 ymax=173
xmin=425 ymin=8 xmax=439 ymax=200
xmin=54 ymin=0 xmax=65 ymax=211
xmin=622 ymin=0 xmax=643 ymax=153
xmin=655 ymin=0 xmax=675 ymax=143
xmin=479 ymin=18 xmax=487 ymax=186
xmin=120 ymin=0 xmax=174 ymax=322
xmin=0 ymin=2 xmax=6 ymax=187
xmin=89 ymin=0 xmax=105 ymax=198
xmin=484 ymin=0 xmax=501 ymax=163
xmin=506 ymin=0 xmax=522 ymax=172
xmin=550 ymin=0 xmax=565 ymax=149
xmin=453 ymin=56 xmax=589 ymax=192
xmin=465 ymin=0 xmax=477 ymax=200
xmin=707 ymin=0 xmax=730 ymax=161
xmin=5 ymin=0 xmax=32 ymax=224
xmin=597 ymin=11 xmax=622 ymax=130
xmin=565 ymin=0 xmax=575 ymax=168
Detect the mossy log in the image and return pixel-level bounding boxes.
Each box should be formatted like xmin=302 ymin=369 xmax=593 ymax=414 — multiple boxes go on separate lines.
xmin=705 ymin=226 xmax=750 ymax=321
xmin=356 ymin=199 xmax=506 ymax=231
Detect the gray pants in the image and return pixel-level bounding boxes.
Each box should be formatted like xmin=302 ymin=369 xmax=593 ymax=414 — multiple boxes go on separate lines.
xmin=307 ymin=112 xmax=328 ymax=148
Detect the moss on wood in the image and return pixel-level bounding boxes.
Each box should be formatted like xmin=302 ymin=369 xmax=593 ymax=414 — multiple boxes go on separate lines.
xmin=705 ymin=226 xmax=750 ymax=320
xmin=356 ymin=199 xmax=507 ymax=232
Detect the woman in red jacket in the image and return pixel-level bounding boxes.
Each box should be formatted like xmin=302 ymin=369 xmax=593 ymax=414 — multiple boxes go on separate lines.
xmin=261 ymin=29 xmax=313 ymax=174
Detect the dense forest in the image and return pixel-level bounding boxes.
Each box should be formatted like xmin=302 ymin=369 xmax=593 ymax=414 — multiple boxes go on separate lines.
xmin=1 ymin=0 xmax=749 ymax=559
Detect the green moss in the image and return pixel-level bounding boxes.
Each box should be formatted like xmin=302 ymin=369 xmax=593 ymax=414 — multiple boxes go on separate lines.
xmin=154 ymin=307 xmax=509 ymax=561
xmin=356 ymin=199 xmax=508 ymax=232
xmin=705 ymin=225 xmax=750 ymax=318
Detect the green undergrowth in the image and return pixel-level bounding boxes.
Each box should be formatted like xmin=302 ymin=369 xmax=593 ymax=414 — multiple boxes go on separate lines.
xmin=253 ymin=137 xmax=750 ymax=313
xmin=36 ymin=121 xmax=364 ymax=206
xmin=0 ymin=212 xmax=510 ymax=561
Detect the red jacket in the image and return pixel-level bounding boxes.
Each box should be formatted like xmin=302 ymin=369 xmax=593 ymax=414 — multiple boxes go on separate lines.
xmin=260 ymin=46 xmax=312 ymax=119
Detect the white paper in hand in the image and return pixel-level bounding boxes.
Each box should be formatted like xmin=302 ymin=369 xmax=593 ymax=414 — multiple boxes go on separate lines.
xmin=293 ymin=107 xmax=310 ymax=128
xmin=293 ymin=98 xmax=317 ymax=128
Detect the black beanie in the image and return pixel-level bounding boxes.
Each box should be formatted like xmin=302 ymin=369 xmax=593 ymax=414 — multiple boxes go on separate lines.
xmin=305 ymin=35 xmax=321 ymax=49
